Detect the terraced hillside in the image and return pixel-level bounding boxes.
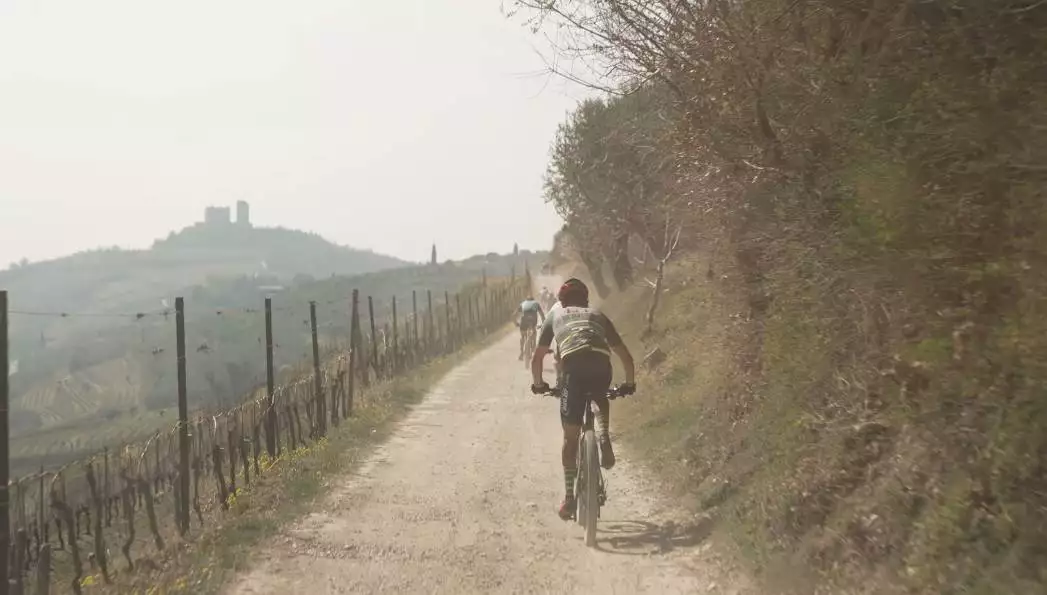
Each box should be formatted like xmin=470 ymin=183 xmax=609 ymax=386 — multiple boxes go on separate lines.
xmin=5 ymin=241 xmax=545 ymax=476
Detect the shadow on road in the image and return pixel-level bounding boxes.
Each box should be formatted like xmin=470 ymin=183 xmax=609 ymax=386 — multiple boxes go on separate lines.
xmin=595 ymin=517 xmax=714 ymax=556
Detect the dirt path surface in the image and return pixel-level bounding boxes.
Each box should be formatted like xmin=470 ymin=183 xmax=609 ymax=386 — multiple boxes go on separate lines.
xmin=226 ymin=332 xmax=751 ymax=594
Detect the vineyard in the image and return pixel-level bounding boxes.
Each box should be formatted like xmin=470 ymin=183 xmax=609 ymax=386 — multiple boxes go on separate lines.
xmin=0 ymin=273 xmax=529 ymax=594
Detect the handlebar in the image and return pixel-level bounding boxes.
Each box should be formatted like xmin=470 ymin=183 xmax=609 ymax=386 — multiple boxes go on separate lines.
xmin=537 ymin=384 xmax=634 ymax=399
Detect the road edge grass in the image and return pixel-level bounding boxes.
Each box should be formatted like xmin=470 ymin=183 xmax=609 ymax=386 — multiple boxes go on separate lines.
xmin=588 ymin=243 xmax=1047 ymax=594
xmin=577 ymin=256 xmax=772 ymax=591
xmin=98 ymin=330 xmax=510 ymax=595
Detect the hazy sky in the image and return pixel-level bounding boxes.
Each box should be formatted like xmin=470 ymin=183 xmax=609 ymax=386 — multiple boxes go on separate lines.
xmin=0 ymin=0 xmax=585 ymax=265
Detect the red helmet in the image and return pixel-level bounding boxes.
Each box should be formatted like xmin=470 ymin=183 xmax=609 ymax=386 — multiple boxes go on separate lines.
xmin=557 ymin=278 xmax=589 ymax=306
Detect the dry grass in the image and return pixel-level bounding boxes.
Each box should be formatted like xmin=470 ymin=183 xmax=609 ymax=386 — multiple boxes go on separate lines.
xmin=594 ymin=242 xmax=1047 ymax=595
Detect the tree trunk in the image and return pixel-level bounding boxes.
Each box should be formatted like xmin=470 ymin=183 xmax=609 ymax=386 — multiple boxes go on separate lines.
xmin=645 ymin=259 xmax=667 ymax=335
xmin=579 ymin=249 xmax=612 ymax=299
xmin=611 ymin=231 xmax=633 ymax=289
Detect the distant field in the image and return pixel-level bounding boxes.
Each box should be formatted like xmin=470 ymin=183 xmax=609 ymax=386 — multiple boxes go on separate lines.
xmin=5 ymin=248 xmax=546 ymax=478
xmin=9 ymin=406 xmax=176 ymax=477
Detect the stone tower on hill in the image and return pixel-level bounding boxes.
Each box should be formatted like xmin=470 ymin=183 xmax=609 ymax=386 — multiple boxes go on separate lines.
xmin=203 ymin=201 xmax=251 ymax=227
xmin=236 ymin=200 xmax=251 ymax=227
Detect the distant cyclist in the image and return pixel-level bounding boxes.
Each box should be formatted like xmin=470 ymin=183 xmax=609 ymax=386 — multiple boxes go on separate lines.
xmin=530 ymin=278 xmax=636 ymax=520
xmin=539 ymin=286 xmax=556 ymax=311
xmin=515 ymin=296 xmax=545 ymax=361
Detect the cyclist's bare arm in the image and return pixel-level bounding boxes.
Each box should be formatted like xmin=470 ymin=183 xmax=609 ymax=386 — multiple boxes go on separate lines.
xmin=601 ymin=314 xmax=636 ymax=384
xmin=532 ymin=316 xmax=556 ymax=385
xmin=532 ymin=345 xmax=551 ymax=385
xmin=611 ymin=343 xmax=636 ymax=384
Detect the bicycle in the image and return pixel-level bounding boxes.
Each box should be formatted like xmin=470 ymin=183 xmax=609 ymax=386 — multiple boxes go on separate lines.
xmin=522 ymin=324 xmax=537 ymax=369
xmin=539 ymin=383 xmax=632 ymax=547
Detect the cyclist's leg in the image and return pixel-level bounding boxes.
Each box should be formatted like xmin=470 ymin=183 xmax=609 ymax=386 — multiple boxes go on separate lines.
xmin=554 ymin=348 xmax=563 ymax=387
xmin=518 ymin=321 xmax=527 ymax=359
xmin=594 ymin=396 xmax=611 ymax=439
xmin=581 ymin=353 xmax=614 ymax=469
xmin=594 ymin=395 xmax=614 ymax=469
xmin=561 ymin=422 xmax=581 ymax=487
xmin=558 ymin=354 xmax=587 ymax=519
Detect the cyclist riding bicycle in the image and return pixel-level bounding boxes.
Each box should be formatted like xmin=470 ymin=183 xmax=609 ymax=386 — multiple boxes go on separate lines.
xmin=539 ymin=286 xmax=556 ymax=311
xmin=529 ymin=278 xmax=635 ymax=520
xmin=515 ymin=296 xmax=545 ymax=361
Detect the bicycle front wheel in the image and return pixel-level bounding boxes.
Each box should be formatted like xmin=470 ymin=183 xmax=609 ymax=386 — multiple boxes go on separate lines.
xmin=582 ymin=429 xmax=600 ymax=547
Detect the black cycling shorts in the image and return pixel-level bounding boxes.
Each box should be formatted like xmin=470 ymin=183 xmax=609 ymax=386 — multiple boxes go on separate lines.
xmin=520 ymin=314 xmax=538 ymax=334
xmin=560 ymin=350 xmax=612 ymax=426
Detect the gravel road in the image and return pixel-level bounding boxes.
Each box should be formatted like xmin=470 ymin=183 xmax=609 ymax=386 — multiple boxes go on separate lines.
xmin=226 ymin=330 xmax=751 ymax=594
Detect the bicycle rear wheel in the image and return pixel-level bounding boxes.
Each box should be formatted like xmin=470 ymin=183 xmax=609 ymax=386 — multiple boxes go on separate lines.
xmin=582 ymin=429 xmax=600 ymax=546
xmin=575 ymin=436 xmax=586 ymax=527
xmin=524 ymin=330 xmax=536 ymax=368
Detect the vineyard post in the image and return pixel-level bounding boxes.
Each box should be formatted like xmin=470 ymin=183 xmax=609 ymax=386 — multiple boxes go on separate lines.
xmin=466 ymin=295 xmax=473 ymax=338
xmin=359 ymin=332 xmax=371 ymax=389
xmin=85 ymin=463 xmax=110 ymax=583
xmin=455 ymin=294 xmax=463 ymax=345
xmin=367 ymin=296 xmax=378 ymax=379
xmin=154 ymin=434 xmax=161 ymax=491
xmin=34 ymin=543 xmax=48 ymax=595
xmin=444 ymin=291 xmax=452 ymax=353
xmin=391 ymin=296 xmax=399 ymax=375
xmin=12 ymin=527 xmax=24 ymax=594
xmin=1 ymin=290 xmax=9 ymax=594
xmin=382 ymin=323 xmax=391 ymax=377
xmin=175 ymin=297 xmax=190 ymax=535
xmin=36 ymin=469 xmax=44 ymax=548
xmin=470 ymin=295 xmax=477 ymax=338
xmin=238 ymin=410 xmax=251 ymax=486
xmin=412 ymin=291 xmax=418 ymax=365
xmin=264 ymin=297 xmax=277 ymax=458
xmin=426 ymin=290 xmax=434 ymax=358
xmin=347 ymin=290 xmax=359 ymax=417
xmin=103 ymin=448 xmax=110 ymax=528
xmin=330 ymin=365 xmax=340 ymax=428
xmin=309 ymin=302 xmax=325 ymax=438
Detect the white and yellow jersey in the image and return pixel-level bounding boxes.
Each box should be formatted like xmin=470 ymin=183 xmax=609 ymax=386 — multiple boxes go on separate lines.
xmin=538 ymin=305 xmax=623 ymax=360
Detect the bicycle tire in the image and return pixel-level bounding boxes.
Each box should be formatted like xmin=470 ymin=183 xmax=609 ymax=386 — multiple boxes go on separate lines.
xmin=575 ymin=435 xmax=585 ymax=526
xmin=583 ymin=429 xmax=600 ymax=546
xmin=524 ymin=329 xmax=536 ymax=369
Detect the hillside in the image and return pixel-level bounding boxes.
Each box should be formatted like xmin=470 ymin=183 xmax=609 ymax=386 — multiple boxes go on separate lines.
xmin=1 ymin=222 xmax=406 ymax=321
xmin=4 ymin=222 xmax=401 ymax=362
xmin=518 ymin=1 xmax=1045 ymax=592
xmin=4 ymin=236 xmax=545 ymax=475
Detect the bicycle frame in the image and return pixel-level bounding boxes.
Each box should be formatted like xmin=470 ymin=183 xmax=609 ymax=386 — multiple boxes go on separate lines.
xmin=541 ymin=384 xmax=630 ymax=547
xmin=522 ymin=325 xmax=537 ymax=368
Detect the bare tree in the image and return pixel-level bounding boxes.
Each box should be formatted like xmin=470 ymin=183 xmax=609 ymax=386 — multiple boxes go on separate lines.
xmin=644 ymin=215 xmax=682 ymax=334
